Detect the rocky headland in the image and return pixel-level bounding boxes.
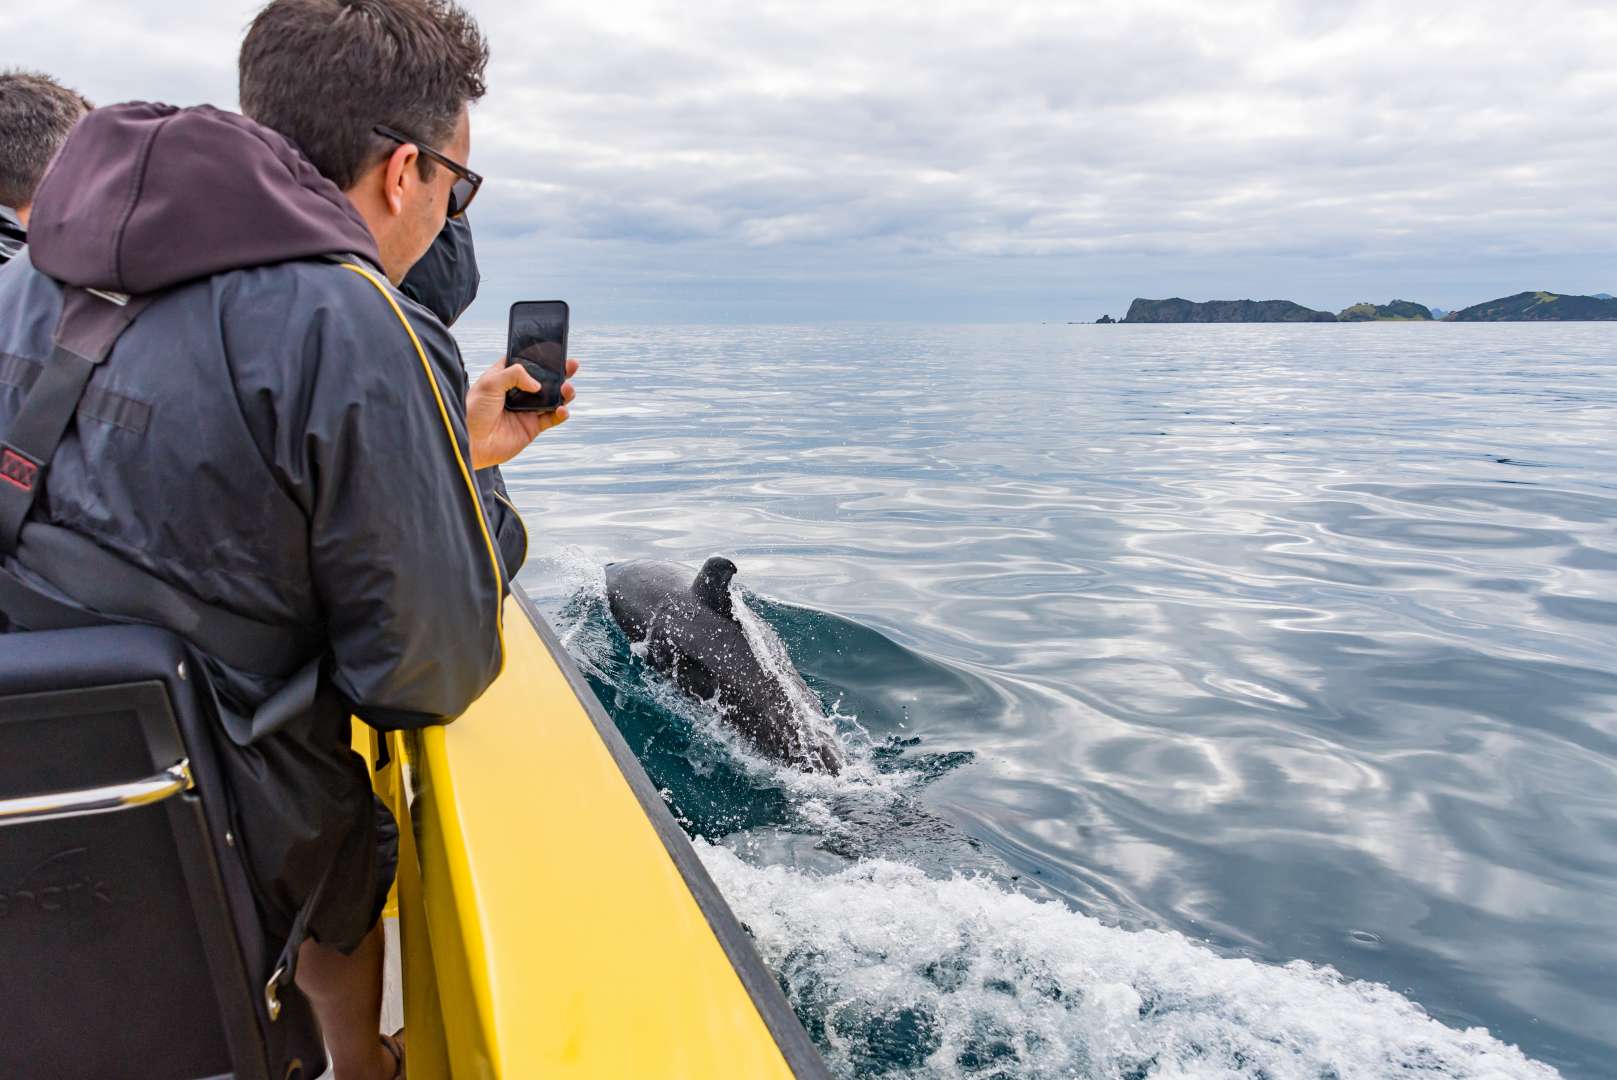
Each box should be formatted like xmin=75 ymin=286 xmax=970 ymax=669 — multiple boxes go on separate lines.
xmin=1122 ymin=298 xmax=1337 ymax=323
xmin=1444 ymin=291 xmax=1617 ymax=321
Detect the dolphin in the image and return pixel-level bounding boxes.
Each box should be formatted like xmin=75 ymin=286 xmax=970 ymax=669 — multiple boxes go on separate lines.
xmin=604 ymin=557 xmax=843 ymax=774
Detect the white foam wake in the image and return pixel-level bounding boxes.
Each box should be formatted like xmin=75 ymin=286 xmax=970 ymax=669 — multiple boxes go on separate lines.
xmin=698 ymin=843 xmax=1559 ymax=1080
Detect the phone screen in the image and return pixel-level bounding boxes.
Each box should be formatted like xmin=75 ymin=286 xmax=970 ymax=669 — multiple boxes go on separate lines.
xmin=505 ymin=300 xmax=569 ymax=412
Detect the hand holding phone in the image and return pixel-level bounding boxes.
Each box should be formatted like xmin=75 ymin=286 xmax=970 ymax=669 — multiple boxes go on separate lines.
xmin=505 ymin=300 xmax=569 ymax=412
xmin=467 ymin=352 xmax=579 ymax=469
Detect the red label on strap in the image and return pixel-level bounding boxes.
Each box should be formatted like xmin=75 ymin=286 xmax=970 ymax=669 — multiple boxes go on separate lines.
xmin=0 ymin=448 xmax=38 ymax=491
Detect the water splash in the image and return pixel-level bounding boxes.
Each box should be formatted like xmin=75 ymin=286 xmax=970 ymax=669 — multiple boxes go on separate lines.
xmin=700 ymin=843 xmax=1559 ymax=1080
xmin=552 ymin=556 xmax=905 ymax=785
xmin=731 ymin=583 xmax=852 ymax=770
xmin=543 ymin=557 xmax=986 ymax=875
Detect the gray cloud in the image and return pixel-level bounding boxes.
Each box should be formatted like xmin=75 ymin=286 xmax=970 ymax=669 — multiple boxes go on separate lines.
xmin=5 ymin=0 xmax=1615 ymax=321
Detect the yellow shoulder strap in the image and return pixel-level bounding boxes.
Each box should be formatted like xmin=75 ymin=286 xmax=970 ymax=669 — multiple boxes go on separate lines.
xmin=340 ymin=261 xmax=507 ymax=665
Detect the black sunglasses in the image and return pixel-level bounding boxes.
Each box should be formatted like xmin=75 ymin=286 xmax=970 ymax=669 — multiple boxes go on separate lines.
xmin=372 ymin=124 xmax=483 ymax=218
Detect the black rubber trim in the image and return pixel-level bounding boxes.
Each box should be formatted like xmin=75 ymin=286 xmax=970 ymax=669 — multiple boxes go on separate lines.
xmin=510 ymin=583 xmax=831 ymax=1079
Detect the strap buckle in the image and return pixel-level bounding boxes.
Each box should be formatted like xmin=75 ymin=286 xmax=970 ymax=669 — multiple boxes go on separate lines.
xmin=84 ymin=287 xmax=131 ymax=307
xmin=265 ymin=964 xmax=286 ymax=1021
xmin=0 ymin=444 xmax=41 ymax=493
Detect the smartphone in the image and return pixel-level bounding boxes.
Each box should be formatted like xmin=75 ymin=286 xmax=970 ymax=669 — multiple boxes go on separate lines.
xmin=504 ymin=300 xmax=569 ymax=412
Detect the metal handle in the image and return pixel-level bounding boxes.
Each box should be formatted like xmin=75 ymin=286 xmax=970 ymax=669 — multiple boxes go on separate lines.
xmin=0 ymin=759 xmax=193 ymax=827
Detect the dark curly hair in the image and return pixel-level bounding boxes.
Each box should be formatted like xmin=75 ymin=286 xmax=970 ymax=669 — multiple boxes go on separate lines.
xmin=239 ymin=0 xmax=488 ymax=190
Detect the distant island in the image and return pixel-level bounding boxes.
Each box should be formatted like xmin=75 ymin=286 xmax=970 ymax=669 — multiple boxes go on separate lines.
xmin=1444 ymin=291 xmax=1617 ymax=321
xmin=1094 ymin=291 xmax=1616 ymax=323
xmin=1122 ymin=298 xmax=1336 ymax=323
xmin=1338 ymin=300 xmax=1433 ymax=321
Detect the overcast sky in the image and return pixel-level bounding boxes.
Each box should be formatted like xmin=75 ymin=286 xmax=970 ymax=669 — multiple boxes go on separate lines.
xmin=5 ymin=0 xmax=1616 ymax=323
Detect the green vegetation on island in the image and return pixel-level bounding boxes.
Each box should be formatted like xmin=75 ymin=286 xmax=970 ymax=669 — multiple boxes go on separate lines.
xmin=1444 ymin=291 xmax=1617 ymax=321
xmin=1338 ymin=300 xmax=1433 ymax=321
xmin=1122 ymin=298 xmax=1337 ymax=323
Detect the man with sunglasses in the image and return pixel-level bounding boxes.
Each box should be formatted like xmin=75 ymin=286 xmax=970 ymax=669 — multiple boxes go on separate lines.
xmin=0 ymin=2 xmax=571 ymax=1077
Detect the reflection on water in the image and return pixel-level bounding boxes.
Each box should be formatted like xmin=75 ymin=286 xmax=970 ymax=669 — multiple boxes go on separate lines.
xmin=463 ymin=322 xmax=1617 ymax=1077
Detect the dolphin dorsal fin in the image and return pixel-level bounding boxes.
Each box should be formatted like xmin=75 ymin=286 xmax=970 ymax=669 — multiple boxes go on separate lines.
xmin=691 ymin=556 xmax=738 ymax=618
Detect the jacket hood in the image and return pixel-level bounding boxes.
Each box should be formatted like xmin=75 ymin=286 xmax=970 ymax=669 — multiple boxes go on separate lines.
xmin=27 ymin=103 xmax=379 ymax=294
xmin=400 ymin=213 xmax=480 ymax=326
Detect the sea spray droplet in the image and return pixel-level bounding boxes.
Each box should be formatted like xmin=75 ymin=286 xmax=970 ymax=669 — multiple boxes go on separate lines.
xmin=698 ymin=843 xmax=1560 ymax=1080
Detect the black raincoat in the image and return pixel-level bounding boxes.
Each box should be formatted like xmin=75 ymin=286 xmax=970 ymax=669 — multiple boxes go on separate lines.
xmin=0 ymin=104 xmax=517 ymax=952
xmin=401 ymin=214 xmax=529 ymax=581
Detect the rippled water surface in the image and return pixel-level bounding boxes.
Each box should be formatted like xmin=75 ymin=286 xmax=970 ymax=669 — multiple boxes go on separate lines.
xmin=460 ymin=322 xmax=1617 ymax=1078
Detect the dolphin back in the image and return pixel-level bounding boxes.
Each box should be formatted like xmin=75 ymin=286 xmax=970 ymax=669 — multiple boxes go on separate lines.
xmin=603 ymin=557 xmax=844 ymax=774
xmin=605 ymin=560 xmax=693 ymax=641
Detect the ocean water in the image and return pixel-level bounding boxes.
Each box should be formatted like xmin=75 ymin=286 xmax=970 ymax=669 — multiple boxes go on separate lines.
xmin=458 ymin=321 xmax=1617 ymax=1079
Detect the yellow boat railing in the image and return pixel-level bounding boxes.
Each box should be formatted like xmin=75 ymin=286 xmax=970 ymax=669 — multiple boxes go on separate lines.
xmin=359 ymin=585 xmax=827 ymax=1078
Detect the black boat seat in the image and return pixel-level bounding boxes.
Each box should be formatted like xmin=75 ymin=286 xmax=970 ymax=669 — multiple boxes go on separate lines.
xmin=0 ymin=625 xmax=325 ymax=1080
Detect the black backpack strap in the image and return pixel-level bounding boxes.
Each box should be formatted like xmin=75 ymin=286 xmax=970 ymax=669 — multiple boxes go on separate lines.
xmin=0 ymin=523 xmax=314 ymax=676
xmin=0 ymin=285 xmax=314 ymax=677
xmin=0 ymin=555 xmax=107 ymax=632
xmin=0 ymin=287 xmax=152 ymax=556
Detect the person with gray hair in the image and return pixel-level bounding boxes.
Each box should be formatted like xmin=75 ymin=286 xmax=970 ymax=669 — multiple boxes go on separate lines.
xmin=0 ymin=70 xmax=92 ymax=266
